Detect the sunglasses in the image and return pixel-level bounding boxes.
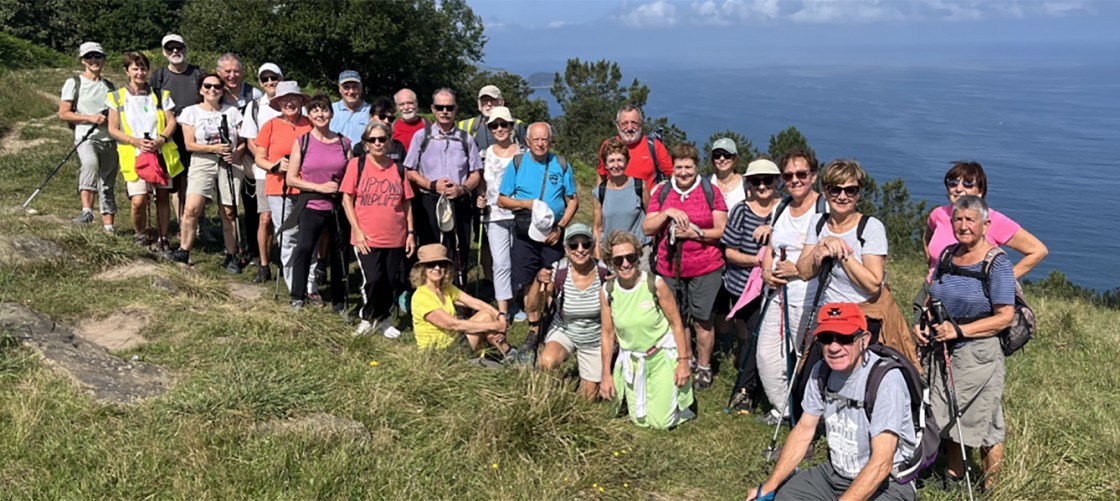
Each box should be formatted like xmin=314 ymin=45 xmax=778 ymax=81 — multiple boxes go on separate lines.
xmin=83 ymin=53 xmax=105 ymax=60
xmin=488 ymin=121 xmax=510 ymax=130
xmin=375 ymin=113 xmax=394 ymax=122
xmin=611 ymin=253 xmax=639 ymax=267
xmin=749 ymin=175 xmax=776 ymax=187
xmin=433 ymin=104 xmax=456 ymax=112
xmin=164 ymin=45 xmax=185 ymax=52
xmin=781 ymin=170 xmax=811 ymax=182
xmin=260 ymin=75 xmax=280 ymax=83
xmin=567 ymin=240 xmax=593 ymax=251
xmin=712 ymin=151 xmax=735 ymax=161
xmin=428 ymin=262 xmax=446 ymax=270
xmin=201 ymin=82 xmax=223 ymax=90
xmin=817 ymin=332 xmax=864 ymax=345
xmin=827 ymin=185 xmax=861 ymax=198
xmin=366 ymin=136 xmax=389 ymax=144
xmin=945 ymin=178 xmax=977 ymax=189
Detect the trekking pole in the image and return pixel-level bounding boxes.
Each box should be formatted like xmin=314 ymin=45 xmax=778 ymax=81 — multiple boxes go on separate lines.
xmin=725 ymin=291 xmax=774 ymax=413
xmin=473 ymin=207 xmax=486 ymax=297
xmin=330 ymin=175 xmax=349 ymax=314
xmin=930 ymin=299 xmax=976 ymax=501
xmin=273 ymin=180 xmax=289 ymax=301
xmin=23 ymin=110 xmax=107 ymax=209
xmin=218 ymin=116 xmax=245 ymax=264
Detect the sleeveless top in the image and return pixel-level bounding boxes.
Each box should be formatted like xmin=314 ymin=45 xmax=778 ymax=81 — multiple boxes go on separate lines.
xmin=599 ymin=177 xmax=649 ymax=246
xmin=607 ymin=272 xmax=669 ymax=352
xmin=552 ymin=268 xmax=603 ymax=346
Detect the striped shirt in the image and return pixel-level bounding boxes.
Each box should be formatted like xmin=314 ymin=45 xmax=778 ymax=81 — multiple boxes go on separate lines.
xmin=720 ymin=200 xmax=769 ymax=295
xmin=930 ymin=251 xmax=1015 ymax=346
xmin=551 ymin=264 xmax=604 ymax=346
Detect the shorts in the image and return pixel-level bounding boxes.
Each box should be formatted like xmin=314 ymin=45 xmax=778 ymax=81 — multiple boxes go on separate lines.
xmin=931 ymin=336 xmax=1006 ymax=448
xmin=186 ymin=153 xmax=244 ymax=204
xmin=126 ymin=179 xmax=173 ymax=197
xmin=661 ymin=267 xmax=724 ymax=322
xmin=545 ymin=327 xmax=603 ymax=383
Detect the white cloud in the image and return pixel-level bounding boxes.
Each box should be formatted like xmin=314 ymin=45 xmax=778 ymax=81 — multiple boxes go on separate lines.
xmin=789 ymin=0 xmax=905 ymax=23
xmin=690 ymin=0 xmax=782 ymax=25
xmin=547 ymin=20 xmax=568 ymax=28
xmin=1043 ymin=1 xmax=1089 ymax=16
xmin=620 ymin=0 xmax=680 ymax=27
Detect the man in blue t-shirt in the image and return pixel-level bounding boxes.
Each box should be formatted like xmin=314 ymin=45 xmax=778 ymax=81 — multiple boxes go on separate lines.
xmin=498 ymin=122 xmax=577 ymax=337
xmin=748 ymin=302 xmax=917 ymax=501
xmin=330 ymin=70 xmax=370 ymax=146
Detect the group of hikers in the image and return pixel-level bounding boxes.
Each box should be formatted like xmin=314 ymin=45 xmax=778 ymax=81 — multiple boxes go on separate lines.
xmin=56 ymin=35 xmax=1050 ymax=500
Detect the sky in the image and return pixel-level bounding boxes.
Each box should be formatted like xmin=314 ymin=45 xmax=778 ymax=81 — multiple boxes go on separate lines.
xmin=469 ymin=0 xmax=1120 ymax=70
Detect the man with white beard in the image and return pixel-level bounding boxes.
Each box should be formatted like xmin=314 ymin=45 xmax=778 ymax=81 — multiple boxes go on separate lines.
xmin=595 ymin=105 xmax=673 ymax=191
xmin=392 ymin=88 xmax=429 ymax=154
xmin=150 ymin=34 xmax=203 ymax=221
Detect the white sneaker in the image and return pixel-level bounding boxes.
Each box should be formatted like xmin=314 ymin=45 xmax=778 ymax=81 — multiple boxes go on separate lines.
xmin=353 ymin=320 xmax=376 ymax=337
xmin=380 ymin=324 xmax=402 ymax=339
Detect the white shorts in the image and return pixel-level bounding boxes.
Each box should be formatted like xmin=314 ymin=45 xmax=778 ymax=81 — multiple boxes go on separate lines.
xmin=544 ymin=327 xmax=603 ymax=383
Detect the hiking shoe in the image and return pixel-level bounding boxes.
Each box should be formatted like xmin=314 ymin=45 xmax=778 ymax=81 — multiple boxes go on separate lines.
xmin=757 ymin=409 xmax=783 ymax=427
xmin=103 ymin=225 xmax=114 ymax=234
xmin=290 ymin=299 xmax=304 ymax=310
xmin=133 ymin=233 xmax=151 ymax=247
xmin=169 ymin=248 xmax=190 ymax=264
xmin=72 ymin=210 xmax=95 ymax=225
xmin=252 ymin=265 xmax=272 ymax=283
xmin=155 ymin=238 xmax=172 ymax=253
xmin=353 ymin=319 xmax=376 ymax=337
xmin=695 ymin=366 xmax=713 ymax=389
xmin=379 ymin=324 xmax=402 ymax=339
xmin=513 ymin=311 xmax=527 ymax=322
xmin=503 ymin=347 xmax=532 ymax=366
xmin=729 ymin=391 xmax=755 ymax=415
xmin=332 ymin=303 xmax=347 ymax=317
xmin=223 ymin=255 xmax=242 ymax=274
xmin=306 ymin=293 xmax=324 ymax=307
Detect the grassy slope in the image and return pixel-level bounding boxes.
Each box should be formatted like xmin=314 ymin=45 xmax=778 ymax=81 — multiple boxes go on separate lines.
xmin=1 ymin=66 xmax=1117 ymax=500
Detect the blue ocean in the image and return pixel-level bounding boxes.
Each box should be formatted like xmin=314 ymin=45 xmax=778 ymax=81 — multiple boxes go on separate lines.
xmin=518 ymin=59 xmax=1119 ymax=292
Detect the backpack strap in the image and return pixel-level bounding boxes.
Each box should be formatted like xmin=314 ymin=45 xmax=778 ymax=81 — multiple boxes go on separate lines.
xmin=357 ymin=153 xmax=366 ymax=180
xmin=770 ymin=195 xmax=792 ymax=225
xmin=647 ymin=136 xmax=664 ymax=184
xmin=68 ymin=75 xmax=81 ymax=112
xmin=699 ymin=176 xmax=716 ymax=211
xmin=512 ymin=153 xmax=523 ymax=173
xmin=647 ymin=272 xmax=661 ymax=314
xmin=553 ymin=260 xmax=569 ymax=319
xmin=856 ymin=214 xmax=870 ymax=248
xmin=418 ymin=122 xmax=434 ymax=159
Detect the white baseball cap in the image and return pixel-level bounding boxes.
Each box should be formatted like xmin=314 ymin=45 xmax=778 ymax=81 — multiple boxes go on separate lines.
xmin=478 ymin=85 xmax=502 ymax=100
xmin=257 ymin=62 xmax=282 ymax=78
xmin=161 ymin=34 xmax=185 ymax=48
xmin=528 ymin=199 xmax=555 ymax=243
xmin=78 ymin=42 xmax=104 ymax=58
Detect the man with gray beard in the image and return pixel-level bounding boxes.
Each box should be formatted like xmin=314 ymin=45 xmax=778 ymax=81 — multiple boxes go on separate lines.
xmin=150 ymin=34 xmax=203 ymax=222
xmin=392 ymin=88 xmax=430 ymax=154
xmin=596 ymin=104 xmax=672 ymax=191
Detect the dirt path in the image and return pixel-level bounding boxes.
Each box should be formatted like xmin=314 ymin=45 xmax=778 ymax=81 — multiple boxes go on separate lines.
xmin=0 ymin=89 xmax=69 ymax=155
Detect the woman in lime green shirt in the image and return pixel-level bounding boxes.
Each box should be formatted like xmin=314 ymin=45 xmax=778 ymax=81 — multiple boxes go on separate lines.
xmin=410 ymin=244 xmax=515 ymax=357
xmin=600 ymin=230 xmax=695 ymax=429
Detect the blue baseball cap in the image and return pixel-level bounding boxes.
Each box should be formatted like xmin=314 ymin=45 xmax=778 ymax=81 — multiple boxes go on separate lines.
xmin=338 ymin=70 xmax=361 ymax=85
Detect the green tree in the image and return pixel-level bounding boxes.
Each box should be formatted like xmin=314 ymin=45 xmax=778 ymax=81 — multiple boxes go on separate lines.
xmin=700 ymin=129 xmax=760 ymax=175
xmin=455 ymin=69 xmax=548 ymax=124
xmin=767 ymin=126 xmax=815 ymax=164
xmin=180 ymin=0 xmax=484 ymax=101
xmin=0 ymin=0 xmax=183 ymax=53
xmin=858 ymin=177 xmax=928 ymax=257
xmin=550 ymin=59 xmax=647 ymax=169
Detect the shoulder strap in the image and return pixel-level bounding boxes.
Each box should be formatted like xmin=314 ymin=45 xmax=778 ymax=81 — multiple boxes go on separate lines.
xmin=647 ymin=136 xmax=662 ymax=184
xmin=397 ymin=160 xmax=406 ymax=192
xmin=357 ymin=153 xmax=366 ymax=180
xmin=647 ymin=273 xmax=662 ymax=314
xmin=656 ymin=181 xmax=670 ymax=207
xmin=596 ymin=184 xmax=605 ymax=205
xmin=699 ymin=176 xmax=715 ymax=210
xmin=555 ymin=154 xmax=570 ymax=175
xmin=934 ymin=244 xmax=959 ymax=283
xmin=815 ymin=213 xmax=830 ymax=237
xmin=418 ymin=122 xmax=433 ymax=157
xmin=512 ymin=153 xmax=523 ymax=173
xmin=299 ymin=132 xmax=310 ymax=167
xmin=816 ymin=193 xmax=829 ymax=214
xmin=770 ymin=195 xmax=792 ymax=225
xmin=633 ymin=177 xmax=644 ymax=206
xmin=68 ymin=75 xmax=81 ymax=111
xmin=553 ymin=260 xmax=569 ymax=292
xmin=596 ymin=264 xmax=611 ymax=283
xmin=860 ymin=359 xmax=902 ymax=422
xmin=856 ymin=214 xmax=870 ymax=247
xmin=456 ymin=127 xmax=470 ymax=155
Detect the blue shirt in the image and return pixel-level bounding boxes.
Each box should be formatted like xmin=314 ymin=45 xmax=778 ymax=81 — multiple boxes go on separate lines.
xmin=499 ymin=153 xmax=577 ymax=221
xmin=403 ymin=125 xmax=482 ymax=186
xmin=330 ymin=100 xmax=370 ymax=146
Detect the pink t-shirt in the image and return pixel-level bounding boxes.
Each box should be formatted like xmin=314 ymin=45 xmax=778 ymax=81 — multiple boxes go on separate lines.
xmin=926 ymin=204 xmax=1020 ymax=277
xmin=340 ymin=156 xmax=414 ymax=248
xmin=648 ymin=181 xmax=728 ymax=278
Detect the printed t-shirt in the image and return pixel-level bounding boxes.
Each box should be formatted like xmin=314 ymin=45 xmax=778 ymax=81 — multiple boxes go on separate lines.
xmin=393 ymin=118 xmax=426 ymax=154
xmin=340 ymin=156 xmax=414 ymax=248
xmin=596 ymin=135 xmax=673 ymax=191
xmin=255 ymin=116 xmax=312 ymax=196
xmin=926 ymin=204 xmax=1020 ymax=279
xmin=802 ymin=353 xmax=917 ymax=480
xmin=60 ymin=74 xmax=112 ymax=142
xmin=177 ymin=103 xmax=242 ymax=147
xmin=648 ymin=181 xmax=727 ymax=278
xmin=106 ymin=90 xmax=176 ymax=139
xmin=411 ymin=284 xmax=462 ymax=350
xmin=498 ymin=153 xmax=577 ymax=222
xmin=805 ymin=214 xmax=889 ymax=304
xmin=297 ymin=134 xmax=350 ymax=211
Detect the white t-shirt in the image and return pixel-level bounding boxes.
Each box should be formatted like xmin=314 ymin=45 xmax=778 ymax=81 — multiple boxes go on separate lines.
xmin=770 ymin=205 xmax=821 ymax=306
xmin=483 ymin=145 xmax=521 ymax=221
xmin=107 ymin=90 xmax=176 ymax=140
xmin=60 ymin=74 xmax=113 ymax=142
xmin=805 ymin=214 xmax=889 ymax=304
xmin=240 ymin=94 xmax=283 ymax=179
xmin=178 ymin=103 xmax=242 ymax=148
xmin=710 ymin=174 xmax=746 ymax=212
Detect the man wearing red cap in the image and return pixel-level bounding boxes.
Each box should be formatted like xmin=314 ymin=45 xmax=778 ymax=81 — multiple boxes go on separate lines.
xmin=748 ymin=302 xmax=917 ymax=501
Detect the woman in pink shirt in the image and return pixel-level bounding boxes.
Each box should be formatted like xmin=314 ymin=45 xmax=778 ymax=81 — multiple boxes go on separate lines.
xmin=642 ymin=142 xmax=728 ymax=389
xmin=924 ymin=161 xmax=1047 ymax=280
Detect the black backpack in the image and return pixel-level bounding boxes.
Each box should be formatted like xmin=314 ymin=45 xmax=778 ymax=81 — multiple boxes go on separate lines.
xmin=647 ymin=128 xmax=666 ymax=185
xmin=66 ymin=75 xmax=116 ymax=130
xmin=934 ymin=244 xmax=1037 ymax=356
xmin=814 ymin=213 xmax=872 ymax=247
xmin=770 ymin=192 xmax=829 ymax=226
xmin=595 ymin=177 xmax=644 ymax=211
xmin=815 ymin=344 xmax=940 ymax=484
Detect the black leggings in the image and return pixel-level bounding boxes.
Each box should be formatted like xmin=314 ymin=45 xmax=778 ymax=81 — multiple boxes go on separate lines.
xmin=355 ymin=247 xmax=407 ymax=321
xmin=412 ymin=193 xmax=473 ymax=283
xmin=290 ymin=208 xmax=348 ymax=305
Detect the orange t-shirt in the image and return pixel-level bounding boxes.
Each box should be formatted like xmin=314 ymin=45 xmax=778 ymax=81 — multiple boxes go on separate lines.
xmin=256 ymin=115 xmax=313 ymax=196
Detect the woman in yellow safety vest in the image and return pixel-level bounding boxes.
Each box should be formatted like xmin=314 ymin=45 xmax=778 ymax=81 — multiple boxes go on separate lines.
xmin=106 ymin=51 xmax=183 ymax=250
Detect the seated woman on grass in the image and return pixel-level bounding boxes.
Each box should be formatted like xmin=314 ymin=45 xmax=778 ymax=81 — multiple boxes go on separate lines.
xmin=410 ymin=243 xmax=517 ymax=359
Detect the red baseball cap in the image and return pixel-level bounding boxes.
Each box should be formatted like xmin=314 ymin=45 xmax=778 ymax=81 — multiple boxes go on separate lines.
xmin=813 ymin=302 xmax=868 ymax=337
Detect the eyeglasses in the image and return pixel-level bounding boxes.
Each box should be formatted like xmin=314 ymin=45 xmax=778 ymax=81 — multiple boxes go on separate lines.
xmin=712 ymin=151 xmax=735 ymax=161
xmin=611 ymin=253 xmax=639 ymax=267
xmin=749 ymin=175 xmax=776 ymax=187
xmin=82 ymin=53 xmax=105 ymax=60
xmin=616 ymin=120 xmax=641 ymax=127
xmin=201 ymin=83 xmax=223 ymax=90
xmin=433 ymin=104 xmax=456 ymax=112
xmin=945 ymin=178 xmax=977 ymax=189
xmin=366 ymin=136 xmax=389 ymax=144
xmin=375 ymin=114 xmax=394 ymax=122
xmin=827 ymin=185 xmax=861 ymax=198
xmin=260 ymin=75 xmax=280 ymax=83
xmin=567 ymin=240 xmax=593 ymax=251
xmin=817 ymin=332 xmax=864 ymax=345
xmin=781 ymin=170 xmax=811 ymax=182
xmin=488 ymin=121 xmax=510 ymax=130
xmin=164 ymin=45 xmax=185 ymax=53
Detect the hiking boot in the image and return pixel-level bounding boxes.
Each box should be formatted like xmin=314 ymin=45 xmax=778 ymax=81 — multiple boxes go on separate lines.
xmin=72 ymin=210 xmax=95 ymax=225
xmin=290 ymin=299 xmax=304 ymax=310
xmin=503 ymin=347 xmax=532 ymax=366
xmin=729 ymin=390 xmax=755 ymax=415
xmin=306 ymin=293 xmax=324 ymax=307
xmin=168 ymin=248 xmax=190 ymax=264
xmin=133 ymin=233 xmax=151 ymax=247
xmin=103 ymin=225 xmax=115 ymax=234
xmin=379 ymin=323 xmax=402 ymax=339
xmin=695 ymin=366 xmax=713 ymax=389
xmin=155 ymin=238 xmax=172 ymax=254
xmin=353 ymin=319 xmax=376 ymax=337
xmin=757 ymin=409 xmax=783 ymax=427
xmin=252 ymin=265 xmax=272 ymax=284
xmin=223 ymin=254 xmax=241 ymax=274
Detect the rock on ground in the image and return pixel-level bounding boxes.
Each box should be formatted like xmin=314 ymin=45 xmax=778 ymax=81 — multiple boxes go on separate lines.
xmin=254 ymin=412 xmax=371 ymax=443
xmin=0 ymin=235 xmax=69 ymax=267
xmin=0 ymin=303 xmax=171 ymax=405
xmin=76 ymin=309 xmax=150 ymax=351
xmin=94 ymin=259 xmax=177 ymax=293
xmin=229 ymin=282 xmax=266 ymax=302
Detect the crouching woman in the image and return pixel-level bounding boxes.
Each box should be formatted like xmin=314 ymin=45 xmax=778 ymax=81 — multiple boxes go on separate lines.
xmin=600 ymin=230 xmax=695 ymax=429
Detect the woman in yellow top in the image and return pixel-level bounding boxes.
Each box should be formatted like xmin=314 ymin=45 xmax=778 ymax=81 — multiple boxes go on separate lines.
xmin=410 ymin=244 xmax=517 ymax=358
xmin=106 ymin=51 xmax=183 ymax=250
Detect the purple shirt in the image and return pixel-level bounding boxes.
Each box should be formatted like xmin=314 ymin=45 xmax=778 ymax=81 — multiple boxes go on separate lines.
xmin=403 ymin=124 xmax=482 ymax=187
xmin=300 ymin=134 xmax=350 ymax=211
